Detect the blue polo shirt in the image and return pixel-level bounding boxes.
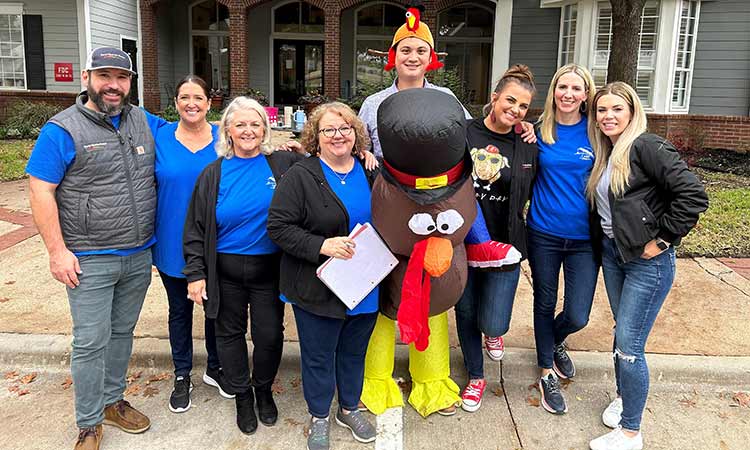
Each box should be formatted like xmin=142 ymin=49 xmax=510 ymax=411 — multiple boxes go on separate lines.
xmin=26 ymin=112 xmax=162 ymax=256
xmin=527 ymin=117 xmax=594 ymax=240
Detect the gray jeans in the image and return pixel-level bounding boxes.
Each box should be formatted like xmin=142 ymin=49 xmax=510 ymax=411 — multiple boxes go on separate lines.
xmin=67 ymin=249 xmax=152 ymax=428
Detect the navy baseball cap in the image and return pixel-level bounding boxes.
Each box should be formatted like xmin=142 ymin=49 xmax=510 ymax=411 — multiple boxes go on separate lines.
xmin=85 ymin=47 xmax=136 ymax=75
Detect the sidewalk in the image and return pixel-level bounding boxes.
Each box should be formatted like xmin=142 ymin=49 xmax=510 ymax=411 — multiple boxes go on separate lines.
xmin=1 ymin=177 xmax=750 ymax=449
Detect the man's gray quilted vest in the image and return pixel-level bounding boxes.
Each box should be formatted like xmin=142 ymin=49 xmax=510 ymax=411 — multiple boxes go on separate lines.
xmin=50 ymin=93 xmax=156 ymax=252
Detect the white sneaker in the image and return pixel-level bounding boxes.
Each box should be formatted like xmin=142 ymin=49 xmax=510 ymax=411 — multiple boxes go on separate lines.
xmin=602 ymin=397 xmax=623 ymax=428
xmin=590 ymin=426 xmax=643 ymax=450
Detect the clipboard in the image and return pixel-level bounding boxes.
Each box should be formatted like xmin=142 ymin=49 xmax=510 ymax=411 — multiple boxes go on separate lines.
xmin=316 ymin=222 xmax=398 ymax=310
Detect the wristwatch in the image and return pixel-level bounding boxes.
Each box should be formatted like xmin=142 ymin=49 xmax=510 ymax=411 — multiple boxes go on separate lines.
xmin=655 ymin=238 xmax=670 ymax=251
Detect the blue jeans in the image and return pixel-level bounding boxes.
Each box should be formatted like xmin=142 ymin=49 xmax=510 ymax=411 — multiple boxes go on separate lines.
xmin=159 ymin=271 xmax=220 ymax=377
xmin=67 ymin=250 xmax=152 ymax=428
xmin=527 ymin=227 xmax=598 ymax=369
xmin=601 ymin=238 xmax=675 ymax=431
xmin=455 ymin=266 xmax=520 ymax=379
xmin=292 ymin=306 xmax=377 ymax=418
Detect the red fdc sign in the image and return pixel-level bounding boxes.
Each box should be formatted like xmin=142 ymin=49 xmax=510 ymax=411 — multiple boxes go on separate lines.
xmin=54 ymin=63 xmax=74 ymax=82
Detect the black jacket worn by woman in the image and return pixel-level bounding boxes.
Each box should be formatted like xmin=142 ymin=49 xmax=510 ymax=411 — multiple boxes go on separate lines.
xmin=182 ymin=151 xmax=303 ymax=320
xmin=594 ymin=133 xmax=708 ymax=264
xmin=267 ymin=156 xmax=379 ymax=319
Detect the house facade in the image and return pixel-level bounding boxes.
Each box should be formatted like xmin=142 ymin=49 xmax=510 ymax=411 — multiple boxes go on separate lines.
xmin=1 ymin=0 xmax=748 ymax=149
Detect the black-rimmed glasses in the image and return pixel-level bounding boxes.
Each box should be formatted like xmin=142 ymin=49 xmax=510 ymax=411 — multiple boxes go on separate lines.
xmin=319 ymin=126 xmax=353 ymax=138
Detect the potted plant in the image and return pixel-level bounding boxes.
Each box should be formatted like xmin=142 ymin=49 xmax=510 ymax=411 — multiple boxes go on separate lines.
xmin=298 ymin=90 xmax=329 ymax=116
xmin=209 ymin=88 xmax=227 ymax=110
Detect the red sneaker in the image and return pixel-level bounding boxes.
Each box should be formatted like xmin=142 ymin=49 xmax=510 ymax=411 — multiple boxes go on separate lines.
xmin=484 ymin=335 xmax=505 ymax=361
xmin=466 ymin=241 xmax=522 ymax=269
xmin=461 ymin=379 xmax=487 ymax=412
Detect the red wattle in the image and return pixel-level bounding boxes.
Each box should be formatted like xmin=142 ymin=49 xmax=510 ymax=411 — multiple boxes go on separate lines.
xmin=397 ymin=239 xmax=432 ymax=351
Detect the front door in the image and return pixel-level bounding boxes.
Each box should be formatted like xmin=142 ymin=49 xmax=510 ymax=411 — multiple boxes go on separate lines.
xmin=274 ymin=40 xmax=324 ymax=105
xmin=121 ymin=38 xmax=139 ymax=105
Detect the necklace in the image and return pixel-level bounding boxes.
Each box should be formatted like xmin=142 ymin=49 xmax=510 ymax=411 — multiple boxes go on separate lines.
xmin=331 ymin=168 xmax=351 ymax=185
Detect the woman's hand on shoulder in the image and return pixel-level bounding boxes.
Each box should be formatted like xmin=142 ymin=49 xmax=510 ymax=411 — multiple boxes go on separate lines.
xmin=320 ymin=236 xmax=356 ymax=260
xmin=520 ymin=121 xmax=537 ymax=144
xmin=360 ymin=150 xmax=379 ymax=170
xmin=277 ymin=140 xmax=306 ymax=154
xmin=187 ymin=279 xmax=208 ymax=306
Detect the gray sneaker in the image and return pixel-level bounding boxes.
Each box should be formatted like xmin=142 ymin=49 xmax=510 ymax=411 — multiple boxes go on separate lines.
xmin=307 ymin=417 xmax=330 ymax=450
xmin=335 ymin=408 xmax=376 ymax=443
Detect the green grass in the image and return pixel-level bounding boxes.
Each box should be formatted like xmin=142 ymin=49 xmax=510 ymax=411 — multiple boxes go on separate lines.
xmin=0 ymin=139 xmax=748 ymax=256
xmin=0 ymin=139 xmax=34 ymax=182
xmin=678 ymin=168 xmax=750 ymax=258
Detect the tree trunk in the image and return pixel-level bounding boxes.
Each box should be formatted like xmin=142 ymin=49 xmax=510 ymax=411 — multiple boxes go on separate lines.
xmin=606 ymin=0 xmax=646 ymax=86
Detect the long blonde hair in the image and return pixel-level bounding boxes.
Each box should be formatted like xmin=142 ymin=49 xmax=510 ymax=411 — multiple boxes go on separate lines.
xmin=216 ymin=96 xmax=272 ymax=158
xmin=585 ymin=82 xmax=648 ymax=203
xmin=538 ymin=64 xmax=596 ymax=144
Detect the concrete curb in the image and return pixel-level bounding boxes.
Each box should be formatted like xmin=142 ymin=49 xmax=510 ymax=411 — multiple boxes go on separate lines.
xmin=1 ymin=332 xmax=749 ymax=387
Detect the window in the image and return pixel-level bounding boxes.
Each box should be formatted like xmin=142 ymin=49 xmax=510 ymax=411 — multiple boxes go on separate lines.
xmin=354 ymin=3 xmax=404 ymax=88
xmin=593 ymin=1 xmax=660 ymax=107
xmin=436 ymin=3 xmax=494 ymax=104
xmin=558 ymin=4 xmax=577 ymax=66
xmin=191 ymin=0 xmax=229 ymax=91
xmin=0 ymin=6 xmax=25 ymax=89
xmin=671 ymin=0 xmax=698 ymax=110
xmin=274 ymin=1 xmax=324 ymax=33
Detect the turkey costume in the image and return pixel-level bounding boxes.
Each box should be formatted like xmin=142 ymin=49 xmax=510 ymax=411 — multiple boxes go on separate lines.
xmin=361 ymin=89 xmax=476 ymax=417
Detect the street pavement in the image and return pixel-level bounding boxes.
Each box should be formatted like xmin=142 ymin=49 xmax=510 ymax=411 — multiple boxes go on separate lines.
xmin=1 ymin=167 xmax=749 ymax=449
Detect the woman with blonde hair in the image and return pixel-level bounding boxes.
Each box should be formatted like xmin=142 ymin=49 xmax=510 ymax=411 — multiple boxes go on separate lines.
xmin=526 ymin=64 xmax=599 ymax=414
xmin=586 ymin=81 xmax=707 ymax=450
xmin=268 ymin=102 xmax=380 ymax=450
xmin=183 ymin=96 xmax=302 ymax=435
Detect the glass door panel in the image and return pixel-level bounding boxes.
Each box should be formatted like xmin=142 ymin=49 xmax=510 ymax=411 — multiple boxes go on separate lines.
xmin=304 ymin=44 xmax=323 ymax=94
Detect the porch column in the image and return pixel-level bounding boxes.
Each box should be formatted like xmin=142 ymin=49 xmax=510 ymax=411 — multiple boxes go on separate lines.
xmin=226 ymin=1 xmax=249 ymax=96
xmin=323 ymin=2 xmax=342 ymax=99
xmin=139 ymin=0 xmax=160 ymax=111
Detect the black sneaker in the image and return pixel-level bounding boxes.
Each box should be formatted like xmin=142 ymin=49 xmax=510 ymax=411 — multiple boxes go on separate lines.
xmin=203 ymin=367 xmax=235 ymax=399
xmin=169 ymin=375 xmax=193 ymax=413
xmin=235 ymin=389 xmax=257 ymax=435
xmin=553 ymin=342 xmax=576 ymax=379
xmin=539 ymin=373 xmax=567 ymax=414
xmin=255 ymin=387 xmax=278 ymax=426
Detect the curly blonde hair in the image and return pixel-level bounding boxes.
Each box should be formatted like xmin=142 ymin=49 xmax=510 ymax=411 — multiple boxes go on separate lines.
xmin=299 ymin=102 xmax=371 ymax=157
xmin=215 ymin=96 xmax=272 ymax=158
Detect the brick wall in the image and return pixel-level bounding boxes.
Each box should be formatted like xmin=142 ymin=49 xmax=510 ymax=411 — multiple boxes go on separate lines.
xmin=0 ymin=91 xmax=77 ymax=122
xmin=140 ymin=0 xmax=160 ymax=111
xmin=648 ymin=114 xmax=750 ymax=153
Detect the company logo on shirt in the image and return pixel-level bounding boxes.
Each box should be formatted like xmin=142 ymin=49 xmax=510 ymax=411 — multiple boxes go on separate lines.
xmin=266 ymin=176 xmax=277 ymax=190
xmin=575 ymin=147 xmax=594 ymax=161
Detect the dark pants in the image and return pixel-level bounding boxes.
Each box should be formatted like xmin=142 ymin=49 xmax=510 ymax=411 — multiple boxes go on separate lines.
xmin=455 ymin=266 xmax=521 ymax=379
xmin=159 ymin=271 xmax=220 ymax=377
xmin=527 ymin=227 xmax=599 ymax=369
xmin=216 ymin=252 xmax=285 ymax=394
xmin=293 ymin=305 xmax=377 ymax=418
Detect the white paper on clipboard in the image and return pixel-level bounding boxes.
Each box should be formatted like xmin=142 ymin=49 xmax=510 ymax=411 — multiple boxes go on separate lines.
xmin=316 ymin=222 xmax=398 ymax=310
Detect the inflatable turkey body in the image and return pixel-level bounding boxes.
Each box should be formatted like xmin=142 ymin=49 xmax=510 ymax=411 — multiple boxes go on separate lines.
xmin=372 ymin=89 xmax=476 ymax=351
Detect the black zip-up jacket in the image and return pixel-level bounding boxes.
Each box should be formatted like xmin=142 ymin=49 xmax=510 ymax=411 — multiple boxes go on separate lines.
xmin=182 ymin=151 xmax=303 ymax=320
xmin=267 ymin=156 xmax=379 ymax=319
xmin=593 ymin=133 xmax=708 ymax=263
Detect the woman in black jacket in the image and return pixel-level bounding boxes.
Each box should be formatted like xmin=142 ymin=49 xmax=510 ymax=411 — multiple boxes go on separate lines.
xmin=267 ymin=102 xmax=379 ymax=450
xmin=586 ymin=82 xmax=708 ymax=450
xmin=182 ymin=96 xmax=301 ymax=435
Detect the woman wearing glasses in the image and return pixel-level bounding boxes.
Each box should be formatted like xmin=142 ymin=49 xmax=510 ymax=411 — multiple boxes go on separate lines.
xmin=183 ymin=96 xmax=302 ymax=435
xmin=268 ymin=102 xmax=380 ymax=450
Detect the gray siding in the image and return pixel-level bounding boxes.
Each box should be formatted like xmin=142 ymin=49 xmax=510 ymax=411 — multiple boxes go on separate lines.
xmin=24 ymin=0 xmax=81 ymax=92
xmin=689 ymin=0 xmax=750 ymax=115
xmin=89 ymin=0 xmax=138 ymax=48
xmin=508 ymin=0 xmax=560 ymax=110
xmin=248 ymin=2 xmax=272 ymax=97
xmin=340 ymin=7 xmax=355 ymax=99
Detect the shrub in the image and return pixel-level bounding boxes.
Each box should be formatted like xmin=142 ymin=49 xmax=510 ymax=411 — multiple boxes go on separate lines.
xmin=1 ymin=101 xmax=63 ymax=138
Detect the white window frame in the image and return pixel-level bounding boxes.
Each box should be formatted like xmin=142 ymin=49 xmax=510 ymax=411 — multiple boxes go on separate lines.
xmin=352 ymin=1 xmax=404 ymax=92
xmin=669 ymin=0 xmax=700 ymax=112
xmin=557 ymin=2 xmax=578 ymax=67
xmin=188 ymin=0 xmax=230 ymax=91
xmin=0 ymin=3 xmax=26 ymax=91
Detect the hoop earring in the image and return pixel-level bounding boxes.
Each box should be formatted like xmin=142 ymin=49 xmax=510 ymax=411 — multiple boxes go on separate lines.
xmin=226 ymin=135 xmax=233 ymax=148
xmin=580 ymin=101 xmax=588 ymax=114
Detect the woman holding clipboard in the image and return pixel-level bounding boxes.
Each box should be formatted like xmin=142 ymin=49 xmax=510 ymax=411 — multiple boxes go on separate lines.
xmin=267 ymin=102 xmax=380 ymax=450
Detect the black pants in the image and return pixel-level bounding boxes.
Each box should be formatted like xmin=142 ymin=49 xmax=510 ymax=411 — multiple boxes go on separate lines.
xmin=216 ymin=252 xmax=284 ymax=394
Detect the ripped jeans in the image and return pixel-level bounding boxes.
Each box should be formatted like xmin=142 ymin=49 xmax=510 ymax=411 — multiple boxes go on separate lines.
xmin=601 ymin=238 xmax=675 ymax=431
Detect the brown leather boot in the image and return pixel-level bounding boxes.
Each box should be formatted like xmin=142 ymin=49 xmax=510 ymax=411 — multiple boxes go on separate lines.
xmin=103 ymin=400 xmax=151 ymax=433
xmin=73 ymin=425 xmax=102 ymax=450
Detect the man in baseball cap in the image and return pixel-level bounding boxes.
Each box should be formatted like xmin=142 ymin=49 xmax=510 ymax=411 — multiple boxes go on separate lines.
xmin=26 ymin=46 xmax=155 ymax=449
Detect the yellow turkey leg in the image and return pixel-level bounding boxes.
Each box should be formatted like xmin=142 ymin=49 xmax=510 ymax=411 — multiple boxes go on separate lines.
xmin=360 ymin=313 xmax=404 ymax=414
